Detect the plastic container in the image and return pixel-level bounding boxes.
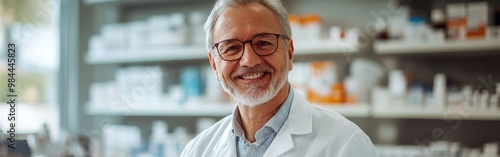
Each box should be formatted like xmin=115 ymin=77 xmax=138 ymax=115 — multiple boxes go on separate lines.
xmin=302 ymin=14 xmax=322 ymax=41
xmin=433 ymin=73 xmax=447 ymax=110
xmin=288 ymin=14 xmax=303 ymax=39
xmin=181 ymin=66 xmax=202 ymax=103
xmin=389 ymin=70 xmax=406 ymax=99
xmin=329 ymin=26 xmax=342 ymax=42
xmin=307 ymin=61 xmax=340 ymax=104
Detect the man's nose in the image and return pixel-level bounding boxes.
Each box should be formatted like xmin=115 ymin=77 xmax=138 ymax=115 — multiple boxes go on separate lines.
xmin=239 ymin=43 xmax=262 ymax=67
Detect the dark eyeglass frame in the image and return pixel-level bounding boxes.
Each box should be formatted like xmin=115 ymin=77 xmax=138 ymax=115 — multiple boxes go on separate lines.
xmin=211 ymin=33 xmax=289 ymax=61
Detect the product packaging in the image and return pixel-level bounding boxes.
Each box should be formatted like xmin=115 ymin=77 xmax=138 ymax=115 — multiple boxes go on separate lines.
xmin=307 ymin=61 xmax=342 ymax=104
xmin=467 ymin=2 xmax=489 ymax=39
xmin=446 ymin=3 xmax=467 ymax=40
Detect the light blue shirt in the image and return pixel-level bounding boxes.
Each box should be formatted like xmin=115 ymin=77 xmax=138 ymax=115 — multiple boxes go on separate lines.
xmin=232 ymin=87 xmax=294 ymax=157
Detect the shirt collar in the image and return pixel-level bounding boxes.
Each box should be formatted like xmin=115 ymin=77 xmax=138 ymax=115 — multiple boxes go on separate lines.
xmin=264 ymin=86 xmax=294 ymax=133
xmin=231 ymin=86 xmax=294 ymax=140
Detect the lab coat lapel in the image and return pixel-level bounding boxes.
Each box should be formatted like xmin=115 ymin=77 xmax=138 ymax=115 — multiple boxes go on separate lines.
xmin=263 ymin=122 xmax=294 ymax=157
xmin=263 ymin=90 xmax=313 ymax=157
xmin=212 ymin=117 xmax=237 ymax=157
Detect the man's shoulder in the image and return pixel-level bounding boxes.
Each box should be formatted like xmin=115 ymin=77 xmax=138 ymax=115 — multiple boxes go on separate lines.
xmin=181 ymin=115 xmax=232 ymax=156
xmin=285 ymin=101 xmax=377 ymax=156
xmin=307 ymin=104 xmax=376 ymax=155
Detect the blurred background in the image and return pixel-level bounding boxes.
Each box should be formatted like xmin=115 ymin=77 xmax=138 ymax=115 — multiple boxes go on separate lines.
xmin=1 ymin=0 xmax=500 ymax=156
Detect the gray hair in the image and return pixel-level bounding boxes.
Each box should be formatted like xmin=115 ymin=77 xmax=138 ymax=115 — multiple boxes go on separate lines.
xmin=203 ymin=0 xmax=292 ymax=52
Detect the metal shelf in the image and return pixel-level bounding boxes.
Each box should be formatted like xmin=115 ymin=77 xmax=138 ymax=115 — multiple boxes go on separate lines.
xmin=86 ymin=46 xmax=208 ymax=64
xmin=371 ymin=106 xmax=500 ymax=120
xmin=86 ymin=101 xmax=500 ymax=120
xmin=86 ymin=101 xmax=235 ymax=116
xmin=374 ymin=39 xmax=500 ymax=54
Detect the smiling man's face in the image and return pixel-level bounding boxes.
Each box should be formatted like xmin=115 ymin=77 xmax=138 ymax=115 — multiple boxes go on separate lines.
xmin=208 ymin=3 xmax=293 ymax=107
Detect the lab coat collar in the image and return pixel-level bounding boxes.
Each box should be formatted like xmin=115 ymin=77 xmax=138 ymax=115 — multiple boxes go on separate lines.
xmin=213 ymin=106 xmax=238 ymax=157
xmin=287 ymin=90 xmax=313 ymax=135
xmin=213 ymin=89 xmax=313 ymax=156
xmin=263 ymin=90 xmax=312 ymax=156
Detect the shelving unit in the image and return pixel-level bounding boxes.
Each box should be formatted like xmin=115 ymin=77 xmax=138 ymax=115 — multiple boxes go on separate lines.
xmin=86 ymin=101 xmax=235 ymax=116
xmin=86 ymin=46 xmax=207 ymax=64
xmin=372 ymin=106 xmax=500 ymax=120
xmin=86 ymin=40 xmax=359 ymax=64
xmin=374 ymin=39 xmax=500 ymax=54
xmin=87 ymin=99 xmax=500 ymax=120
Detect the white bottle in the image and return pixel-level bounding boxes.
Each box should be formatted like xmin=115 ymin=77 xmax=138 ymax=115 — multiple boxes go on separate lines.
xmin=389 ymin=70 xmax=407 ymax=106
xmin=150 ymin=121 xmax=167 ymax=157
xmin=490 ymin=83 xmax=500 ymax=111
xmin=433 ymin=73 xmax=447 ymax=110
xmin=483 ymin=143 xmax=499 ymax=157
xmin=170 ymin=127 xmax=189 ymax=157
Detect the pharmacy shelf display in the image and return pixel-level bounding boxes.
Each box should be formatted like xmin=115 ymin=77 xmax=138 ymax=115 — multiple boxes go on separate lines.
xmin=86 ymin=40 xmax=358 ymax=64
xmin=86 ymin=101 xmax=235 ymax=116
xmin=86 ymin=102 xmax=370 ymax=117
xmin=371 ymin=105 xmax=500 ymax=120
xmin=87 ymin=100 xmax=500 ymax=120
xmin=374 ymin=39 xmax=500 ymax=54
xmin=86 ymin=46 xmax=207 ymax=64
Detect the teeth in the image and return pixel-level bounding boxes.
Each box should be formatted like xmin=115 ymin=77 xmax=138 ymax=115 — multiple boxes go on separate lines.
xmin=241 ymin=73 xmax=264 ymax=80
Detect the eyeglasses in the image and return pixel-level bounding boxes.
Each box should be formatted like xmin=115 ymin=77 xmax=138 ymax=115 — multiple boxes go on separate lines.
xmin=212 ymin=33 xmax=288 ymax=61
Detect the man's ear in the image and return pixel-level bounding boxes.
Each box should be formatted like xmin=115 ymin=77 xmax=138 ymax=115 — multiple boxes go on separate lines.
xmin=287 ymin=39 xmax=294 ymax=71
xmin=208 ymin=51 xmax=220 ymax=81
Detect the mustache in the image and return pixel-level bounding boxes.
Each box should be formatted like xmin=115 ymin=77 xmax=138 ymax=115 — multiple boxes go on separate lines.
xmin=231 ymin=64 xmax=274 ymax=78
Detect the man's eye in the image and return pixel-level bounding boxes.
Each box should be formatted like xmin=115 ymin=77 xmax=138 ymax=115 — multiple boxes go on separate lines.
xmin=222 ymin=45 xmax=241 ymax=54
xmin=255 ymin=41 xmax=271 ymax=46
xmin=227 ymin=46 xmax=239 ymax=51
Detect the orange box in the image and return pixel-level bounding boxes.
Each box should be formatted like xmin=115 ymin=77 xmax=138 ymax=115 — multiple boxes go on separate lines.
xmin=307 ymin=61 xmax=345 ymax=104
xmin=467 ymin=2 xmax=489 ymax=39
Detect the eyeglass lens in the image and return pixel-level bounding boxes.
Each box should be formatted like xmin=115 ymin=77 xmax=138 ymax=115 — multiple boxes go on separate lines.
xmin=217 ymin=34 xmax=279 ymax=61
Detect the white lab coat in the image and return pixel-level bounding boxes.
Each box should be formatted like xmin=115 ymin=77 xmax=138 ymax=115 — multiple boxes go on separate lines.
xmin=181 ymin=90 xmax=378 ymax=157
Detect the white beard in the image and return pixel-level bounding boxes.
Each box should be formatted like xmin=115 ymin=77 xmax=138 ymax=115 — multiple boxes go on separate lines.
xmin=217 ymin=57 xmax=289 ymax=108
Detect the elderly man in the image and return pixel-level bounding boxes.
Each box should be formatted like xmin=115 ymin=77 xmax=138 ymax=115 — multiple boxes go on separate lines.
xmin=181 ymin=0 xmax=378 ymax=156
